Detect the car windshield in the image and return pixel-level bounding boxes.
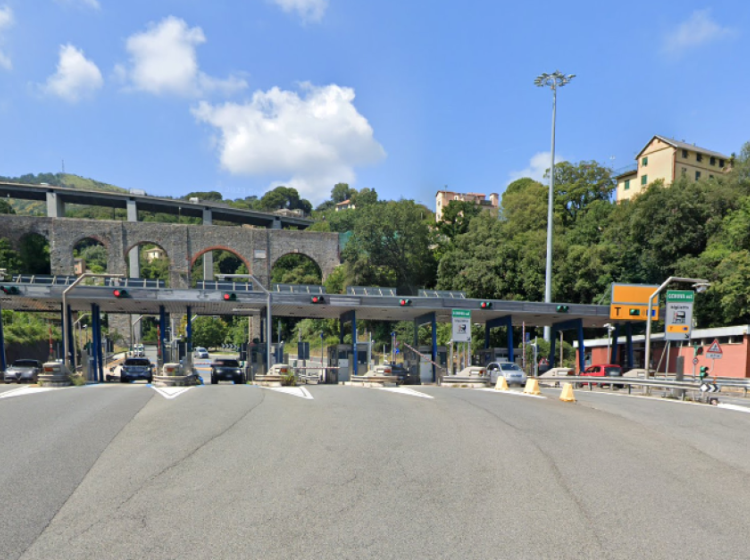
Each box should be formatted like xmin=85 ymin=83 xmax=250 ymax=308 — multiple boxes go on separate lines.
xmin=605 ymin=367 xmax=622 ymax=375
xmin=501 ymin=363 xmax=520 ymax=371
xmin=125 ymin=359 xmax=151 ymax=366
xmin=196 ymin=348 xmax=207 ymax=352
xmin=12 ymin=360 xmax=39 ymax=367
xmin=214 ymin=360 xmax=239 ymax=367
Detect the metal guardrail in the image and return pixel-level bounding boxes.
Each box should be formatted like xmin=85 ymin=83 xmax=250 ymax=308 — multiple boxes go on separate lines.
xmin=536 ymin=375 xmax=750 ymax=396
xmin=10 ymin=275 xmax=166 ymax=288
xmin=196 ymin=280 xmax=253 ymax=291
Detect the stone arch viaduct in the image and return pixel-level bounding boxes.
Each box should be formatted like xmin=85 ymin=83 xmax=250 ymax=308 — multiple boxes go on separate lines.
xmin=0 ymin=216 xmax=341 ymax=288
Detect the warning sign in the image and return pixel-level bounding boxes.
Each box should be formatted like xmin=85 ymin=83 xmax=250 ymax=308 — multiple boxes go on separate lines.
xmin=705 ymin=339 xmax=723 ymax=360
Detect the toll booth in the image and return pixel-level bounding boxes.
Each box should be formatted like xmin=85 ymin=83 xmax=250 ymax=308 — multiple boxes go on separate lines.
xmin=401 ymin=346 xmax=448 ymax=383
xmin=248 ymin=343 xmax=267 ymax=377
xmin=327 ymin=343 xmax=370 ymax=383
xmin=476 ymin=347 xmax=512 ymax=366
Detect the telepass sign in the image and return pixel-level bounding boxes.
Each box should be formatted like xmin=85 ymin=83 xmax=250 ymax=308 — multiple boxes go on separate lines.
xmin=609 ymin=283 xmax=660 ymax=321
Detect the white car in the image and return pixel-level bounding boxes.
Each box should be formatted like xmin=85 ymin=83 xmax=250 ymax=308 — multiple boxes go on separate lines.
xmin=194 ymin=347 xmax=209 ymax=359
xmin=486 ymin=361 xmax=527 ymax=386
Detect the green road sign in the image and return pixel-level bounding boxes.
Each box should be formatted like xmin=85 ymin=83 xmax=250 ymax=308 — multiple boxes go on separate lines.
xmin=665 ymin=290 xmax=695 ymax=303
xmin=452 ymin=309 xmax=471 ymax=342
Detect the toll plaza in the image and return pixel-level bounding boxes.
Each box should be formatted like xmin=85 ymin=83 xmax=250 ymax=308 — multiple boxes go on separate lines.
xmin=0 ymin=276 xmax=620 ymax=378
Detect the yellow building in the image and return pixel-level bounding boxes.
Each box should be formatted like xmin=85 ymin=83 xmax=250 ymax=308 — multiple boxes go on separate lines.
xmin=616 ymin=135 xmax=730 ymax=201
xmin=435 ymin=190 xmax=499 ymax=221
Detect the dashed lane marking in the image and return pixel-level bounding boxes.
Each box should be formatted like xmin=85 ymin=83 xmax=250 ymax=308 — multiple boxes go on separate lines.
xmin=477 ymin=388 xmax=546 ymax=399
xmin=263 ymin=386 xmax=314 ymax=400
xmin=380 ymin=387 xmax=434 ymax=399
xmin=151 ymin=386 xmax=194 ymax=400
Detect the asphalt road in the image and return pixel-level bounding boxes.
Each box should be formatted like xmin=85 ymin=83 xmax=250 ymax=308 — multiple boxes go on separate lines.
xmin=2 ymin=382 xmax=750 ymax=559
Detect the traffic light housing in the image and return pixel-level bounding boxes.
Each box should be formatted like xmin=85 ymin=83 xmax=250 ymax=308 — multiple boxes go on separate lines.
xmin=0 ymin=285 xmax=20 ymax=295
xmin=113 ymin=288 xmax=129 ymax=298
xmin=311 ymin=295 xmax=325 ymax=304
xmin=399 ymin=298 xmax=412 ymax=306
xmin=223 ymin=292 xmax=236 ymax=301
xmin=556 ymin=305 xmax=569 ymax=313
xmin=480 ymin=301 xmax=492 ymax=309
xmin=699 ymin=366 xmax=709 ymax=379
xmin=629 ymin=308 xmax=641 ymax=317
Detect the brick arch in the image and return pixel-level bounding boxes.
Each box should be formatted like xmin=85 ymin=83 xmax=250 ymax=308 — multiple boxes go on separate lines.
xmin=269 ymin=251 xmax=323 ymax=279
xmin=189 ymin=245 xmax=252 ymax=274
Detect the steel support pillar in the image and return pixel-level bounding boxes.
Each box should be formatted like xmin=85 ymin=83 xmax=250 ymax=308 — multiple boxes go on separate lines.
xmin=550 ymin=318 xmax=585 ymax=372
xmin=159 ymin=306 xmax=168 ymax=364
xmin=611 ymin=324 xmax=621 ymax=364
xmin=202 ymin=209 xmax=214 ymax=280
xmin=186 ymin=306 xmax=193 ymax=353
xmin=485 ymin=316 xmax=514 ymax=363
xmin=66 ymin=305 xmax=74 ymax=366
xmin=339 ymin=310 xmax=357 ymax=376
xmin=0 ymin=304 xmax=6 ymax=372
xmin=626 ymin=322 xmax=634 ymax=369
xmin=415 ymin=312 xmax=437 ymax=382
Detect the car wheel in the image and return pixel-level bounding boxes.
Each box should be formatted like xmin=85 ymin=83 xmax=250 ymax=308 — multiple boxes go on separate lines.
xmin=120 ymin=376 xmax=128 ymax=383
xmin=147 ymin=376 xmax=153 ymax=384
xmin=211 ymin=376 xmax=218 ymax=385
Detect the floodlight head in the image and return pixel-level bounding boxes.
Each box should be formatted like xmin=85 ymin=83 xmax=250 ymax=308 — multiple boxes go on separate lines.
xmin=693 ymin=282 xmax=711 ymax=294
xmin=535 ymin=70 xmax=576 ymax=89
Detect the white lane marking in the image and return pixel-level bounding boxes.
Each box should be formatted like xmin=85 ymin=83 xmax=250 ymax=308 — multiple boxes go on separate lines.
xmin=476 ymin=388 xmax=546 ymax=399
xmin=717 ymin=403 xmax=750 ymax=414
xmin=0 ymin=386 xmax=58 ymax=399
xmin=264 ymin=386 xmax=314 ymax=399
xmin=152 ymin=386 xmax=194 ymax=400
xmin=380 ymin=387 xmax=433 ymax=399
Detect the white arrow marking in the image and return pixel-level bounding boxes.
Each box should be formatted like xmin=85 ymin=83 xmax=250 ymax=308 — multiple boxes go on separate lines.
xmin=0 ymin=386 xmax=58 ymax=399
xmin=151 ymin=386 xmax=194 ymax=400
xmin=380 ymin=387 xmax=433 ymax=399
xmin=265 ymin=386 xmax=314 ymax=399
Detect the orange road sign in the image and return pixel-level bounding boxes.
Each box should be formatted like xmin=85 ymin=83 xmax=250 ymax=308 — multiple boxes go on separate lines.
xmin=610 ymin=283 xmax=660 ymax=321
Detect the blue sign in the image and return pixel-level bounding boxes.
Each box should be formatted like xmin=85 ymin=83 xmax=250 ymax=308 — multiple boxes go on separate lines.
xmin=525 ymin=332 xmax=531 ymax=343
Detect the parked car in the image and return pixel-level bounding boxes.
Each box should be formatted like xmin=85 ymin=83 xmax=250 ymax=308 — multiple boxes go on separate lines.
xmin=120 ymin=358 xmax=154 ymax=384
xmin=131 ymin=344 xmax=145 ymax=357
xmin=486 ymin=361 xmax=527 ymax=387
xmin=194 ymin=347 xmax=210 ymax=359
xmin=4 ymin=359 xmax=43 ymax=384
xmin=210 ymin=359 xmax=245 ymax=385
xmin=580 ymin=364 xmax=623 ymax=388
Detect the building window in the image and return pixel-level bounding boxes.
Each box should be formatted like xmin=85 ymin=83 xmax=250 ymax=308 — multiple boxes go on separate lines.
xmin=642 ymin=157 xmax=648 ymax=167
xmin=719 ymin=159 xmax=725 ymax=168
xmin=641 ymin=175 xmax=648 ymax=186
xmin=710 ymin=174 xmax=714 ymax=179
xmin=696 ymin=153 xmax=703 ymax=162
xmin=681 ymin=167 xmax=687 ymax=176
xmin=695 ymin=171 xmax=701 ymax=180
xmin=682 ymin=149 xmax=688 ymax=158
xmin=710 ymin=157 xmax=716 ymax=166
xmin=624 ymin=179 xmax=630 ymax=190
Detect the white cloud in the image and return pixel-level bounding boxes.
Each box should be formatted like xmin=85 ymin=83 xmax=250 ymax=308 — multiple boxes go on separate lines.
xmin=508 ymin=151 xmax=564 ymax=184
xmin=192 ymin=83 xmax=386 ymax=202
xmin=55 ymin=0 xmax=101 ymax=10
xmin=662 ymin=9 xmax=736 ymax=57
xmin=0 ymin=5 xmax=14 ymax=71
xmin=271 ymin=0 xmax=328 ymax=23
xmin=120 ymin=16 xmax=247 ymax=97
xmin=42 ymin=44 xmax=103 ymax=102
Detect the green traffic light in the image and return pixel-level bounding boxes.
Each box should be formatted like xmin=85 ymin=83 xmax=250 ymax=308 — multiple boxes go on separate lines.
xmin=629 ymin=308 xmax=641 ymax=316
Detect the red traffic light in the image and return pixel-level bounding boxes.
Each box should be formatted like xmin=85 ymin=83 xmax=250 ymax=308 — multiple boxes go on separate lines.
xmin=311 ymin=295 xmax=325 ymax=304
xmin=223 ymin=293 xmax=237 ymax=301
xmin=399 ymin=298 xmax=412 ymax=306
xmin=113 ymin=289 xmax=129 ymax=298
xmin=480 ymin=301 xmax=492 ymax=309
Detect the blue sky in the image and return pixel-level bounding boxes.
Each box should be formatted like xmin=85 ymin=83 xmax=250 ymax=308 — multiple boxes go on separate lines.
xmin=0 ymin=0 xmax=748 ymax=208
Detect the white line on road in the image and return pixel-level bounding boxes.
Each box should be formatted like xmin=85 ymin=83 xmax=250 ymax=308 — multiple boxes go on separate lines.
xmin=152 ymin=386 xmax=194 ymax=400
xmin=380 ymin=387 xmax=434 ymax=399
xmin=717 ymin=403 xmax=750 ymax=414
xmin=264 ymin=386 xmax=314 ymax=399
xmin=476 ymin=388 xmax=546 ymax=399
xmin=0 ymin=386 xmax=58 ymax=399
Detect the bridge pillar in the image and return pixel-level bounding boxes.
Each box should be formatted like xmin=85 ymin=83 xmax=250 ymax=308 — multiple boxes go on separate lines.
xmin=271 ymin=217 xmax=282 ymax=229
xmin=0 ymin=303 xmax=6 ymax=372
xmin=46 ymin=191 xmax=65 ymax=218
xmin=126 ymin=199 xmax=141 ymax=343
xmin=202 ymin=209 xmax=214 ymax=280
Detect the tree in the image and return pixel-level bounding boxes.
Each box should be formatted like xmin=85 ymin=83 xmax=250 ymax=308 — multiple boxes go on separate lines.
xmin=192 ymin=317 xmax=228 ymax=349
xmin=19 ymin=234 xmax=50 ymax=275
xmin=549 ymin=161 xmax=616 ymax=226
xmin=182 ymin=191 xmax=223 ymax=202
xmin=271 ymin=254 xmax=322 ymax=285
xmin=331 ymin=183 xmax=355 ymax=203
xmin=343 ymin=200 xmax=436 ymax=293
xmin=0 ymin=238 xmax=22 ymax=275
xmin=0 ymin=199 xmax=15 ymax=214
xmin=257 ymin=186 xmax=313 ymax=215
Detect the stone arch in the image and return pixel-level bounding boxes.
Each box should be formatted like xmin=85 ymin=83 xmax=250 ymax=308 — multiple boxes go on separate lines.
xmin=123 ymin=240 xmax=172 ymax=287
xmin=189 ymin=245 xmax=252 ymax=273
xmin=72 ymin=235 xmax=112 ymax=274
xmin=123 ymin=239 xmax=170 ymax=263
xmin=18 ymin=232 xmax=51 ymax=275
xmin=269 ymin=251 xmax=324 ymax=285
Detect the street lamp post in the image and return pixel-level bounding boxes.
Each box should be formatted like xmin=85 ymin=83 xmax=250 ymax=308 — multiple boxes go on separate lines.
xmin=643 ymin=276 xmax=710 ymax=381
xmin=535 ymin=70 xmax=575 ymax=341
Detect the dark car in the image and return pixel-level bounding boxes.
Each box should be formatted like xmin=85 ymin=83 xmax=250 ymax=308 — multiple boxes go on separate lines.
xmin=4 ymin=359 xmax=43 ymax=384
xmin=210 ymin=359 xmax=245 ymax=385
xmin=391 ymin=363 xmax=420 ymax=385
xmin=120 ymin=358 xmax=154 ymax=383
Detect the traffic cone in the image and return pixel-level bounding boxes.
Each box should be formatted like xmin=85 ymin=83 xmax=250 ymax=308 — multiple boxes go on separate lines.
xmin=523 ymin=378 xmax=541 ymax=395
xmin=495 ymin=377 xmax=509 ymax=391
xmin=559 ymin=383 xmax=576 ymax=402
